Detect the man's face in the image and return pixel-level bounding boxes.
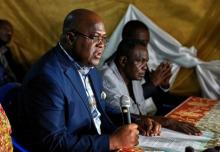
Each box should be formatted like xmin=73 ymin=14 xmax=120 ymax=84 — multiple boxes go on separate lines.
xmin=131 ymin=28 xmax=149 ymax=46
xmin=124 ymin=45 xmax=149 ymax=80
xmin=0 ymin=23 xmax=13 ymax=45
xmin=71 ymin=19 xmax=106 ymax=67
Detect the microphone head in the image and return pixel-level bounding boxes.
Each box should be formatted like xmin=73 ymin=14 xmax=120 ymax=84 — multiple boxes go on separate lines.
xmin=120 ymin=95 xmax=130 ymax=108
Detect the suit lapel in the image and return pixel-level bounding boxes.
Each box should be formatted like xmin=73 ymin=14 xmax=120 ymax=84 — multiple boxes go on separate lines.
xmin=89 ymin=70 xmax=117 ymax=132
xmin=55 ymin=45 xmax=91 ymax=116
xmin=56 ymin=45 xmax=109 ymax=132
xmin=89 ymin=70 xmax=108 ymax=120
xmin=64 ymin=68 xmax=92 ymax=116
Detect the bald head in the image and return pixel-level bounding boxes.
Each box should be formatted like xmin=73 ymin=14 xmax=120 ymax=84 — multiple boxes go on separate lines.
xmin=0 ymin=20 xmax=12 ymax=28
xmin=60 ymin=9 xmax=106 ymax=67
xmin=63 ymin=9 xmax=103 ymax=34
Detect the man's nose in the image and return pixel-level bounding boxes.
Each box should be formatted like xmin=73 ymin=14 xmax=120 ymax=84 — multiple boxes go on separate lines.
xmin=96 ymin=39 xmax=105 ymax=48
xmin=142 ymin=62 xmax=148 ymax=71
xmin=5 ymin=28 xmax=13 ymax=35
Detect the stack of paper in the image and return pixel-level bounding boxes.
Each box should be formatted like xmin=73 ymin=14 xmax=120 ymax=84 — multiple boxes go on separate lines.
xmin=138 ymin=128 xmax=214 ymax=152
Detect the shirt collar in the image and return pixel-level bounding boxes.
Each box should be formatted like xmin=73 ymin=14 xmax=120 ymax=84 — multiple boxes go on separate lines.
xmin=58 ymin=42 xmax=93 ymax=76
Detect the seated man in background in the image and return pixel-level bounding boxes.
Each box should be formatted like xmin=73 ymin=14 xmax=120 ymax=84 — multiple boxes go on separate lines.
xmin=0 ymin=19 xmax=25 ymax=84
xmin=100 ymin=39 xmax=201 ymax=135
xmin=8 ymin=9 xmax=161 ymax=152
xmin=122 ymin=20 xmax=187 ymax=115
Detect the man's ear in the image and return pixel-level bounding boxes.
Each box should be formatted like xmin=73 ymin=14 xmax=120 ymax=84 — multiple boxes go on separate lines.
xmin=119 ymin=56 xmax=127 ymax=67
xmin=66 ymin=32 xmax=76 ymax=44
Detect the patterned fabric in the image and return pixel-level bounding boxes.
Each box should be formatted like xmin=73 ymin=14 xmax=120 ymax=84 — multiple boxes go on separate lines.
xmin=166 ymin=97 xmax=220 ymax=148
xmin=0 ymin=104 xmax=13 ymax=152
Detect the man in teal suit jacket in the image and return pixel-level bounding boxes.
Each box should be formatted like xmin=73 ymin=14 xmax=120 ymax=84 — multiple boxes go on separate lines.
xmin=9 ymin=9 xmax=154 ymax=152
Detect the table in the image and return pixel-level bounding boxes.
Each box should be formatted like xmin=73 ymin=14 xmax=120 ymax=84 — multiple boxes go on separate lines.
xmin=139 ymin=96 xmax=220 ymax=152
xmin=166 ymin=96 xmax=220 ymax=147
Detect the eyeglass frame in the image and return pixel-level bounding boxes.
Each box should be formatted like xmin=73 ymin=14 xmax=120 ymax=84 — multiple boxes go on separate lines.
xmin=69 ymin=29 xmax=109 ymax=45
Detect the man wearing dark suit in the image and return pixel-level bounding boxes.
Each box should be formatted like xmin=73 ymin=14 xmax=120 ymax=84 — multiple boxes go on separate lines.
xmin=122 ymin=20 xmax=187 ymax=115
xmin=9 ymin=9 xmax=161 ymax=152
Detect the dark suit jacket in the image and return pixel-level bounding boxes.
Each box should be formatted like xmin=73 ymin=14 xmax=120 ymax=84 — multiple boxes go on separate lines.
xmin=11 ymin=44 xmax=119 ymax=152
xmin=142 ymin=72 xmax=186 ymax=115
xmin=142 ymin=72 xmax=162 ymax=99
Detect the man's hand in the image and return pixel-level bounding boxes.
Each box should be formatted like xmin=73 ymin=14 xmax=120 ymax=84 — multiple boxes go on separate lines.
xmin=137 ymin=116 xmax=161 ymax=136
xmin=155 ymin=117 xmax=202 ymax=135
xmin=109 ymin=124 xmax=139 ymax=150
xmin=150 ymin=62 xmax=172 ymax=88
xmin=167 ymin=120 xmax=202 ymax=135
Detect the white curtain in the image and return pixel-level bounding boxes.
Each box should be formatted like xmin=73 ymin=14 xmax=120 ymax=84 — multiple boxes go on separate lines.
xmin=100 ymin=4 xmax=220 ymax=100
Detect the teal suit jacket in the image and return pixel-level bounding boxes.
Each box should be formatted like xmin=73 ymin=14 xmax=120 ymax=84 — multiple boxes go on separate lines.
xmin=12 ymin=44 xmax=119 ymax=152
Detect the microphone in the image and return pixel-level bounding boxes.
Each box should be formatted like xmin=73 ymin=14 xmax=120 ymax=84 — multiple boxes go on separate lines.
xmin=120 ymin=95 xmax=131 ymax=124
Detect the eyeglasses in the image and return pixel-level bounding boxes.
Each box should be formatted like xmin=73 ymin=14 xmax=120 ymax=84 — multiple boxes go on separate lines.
xmin=71 ymin=30 xmax=108 ymax=45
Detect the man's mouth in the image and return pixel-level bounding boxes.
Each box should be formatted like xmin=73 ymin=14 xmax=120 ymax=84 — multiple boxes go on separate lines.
xmin=94 ymin=51 xmax=103 ymax=59
xmin=139 ymin=72 xmax=146 ymax=77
